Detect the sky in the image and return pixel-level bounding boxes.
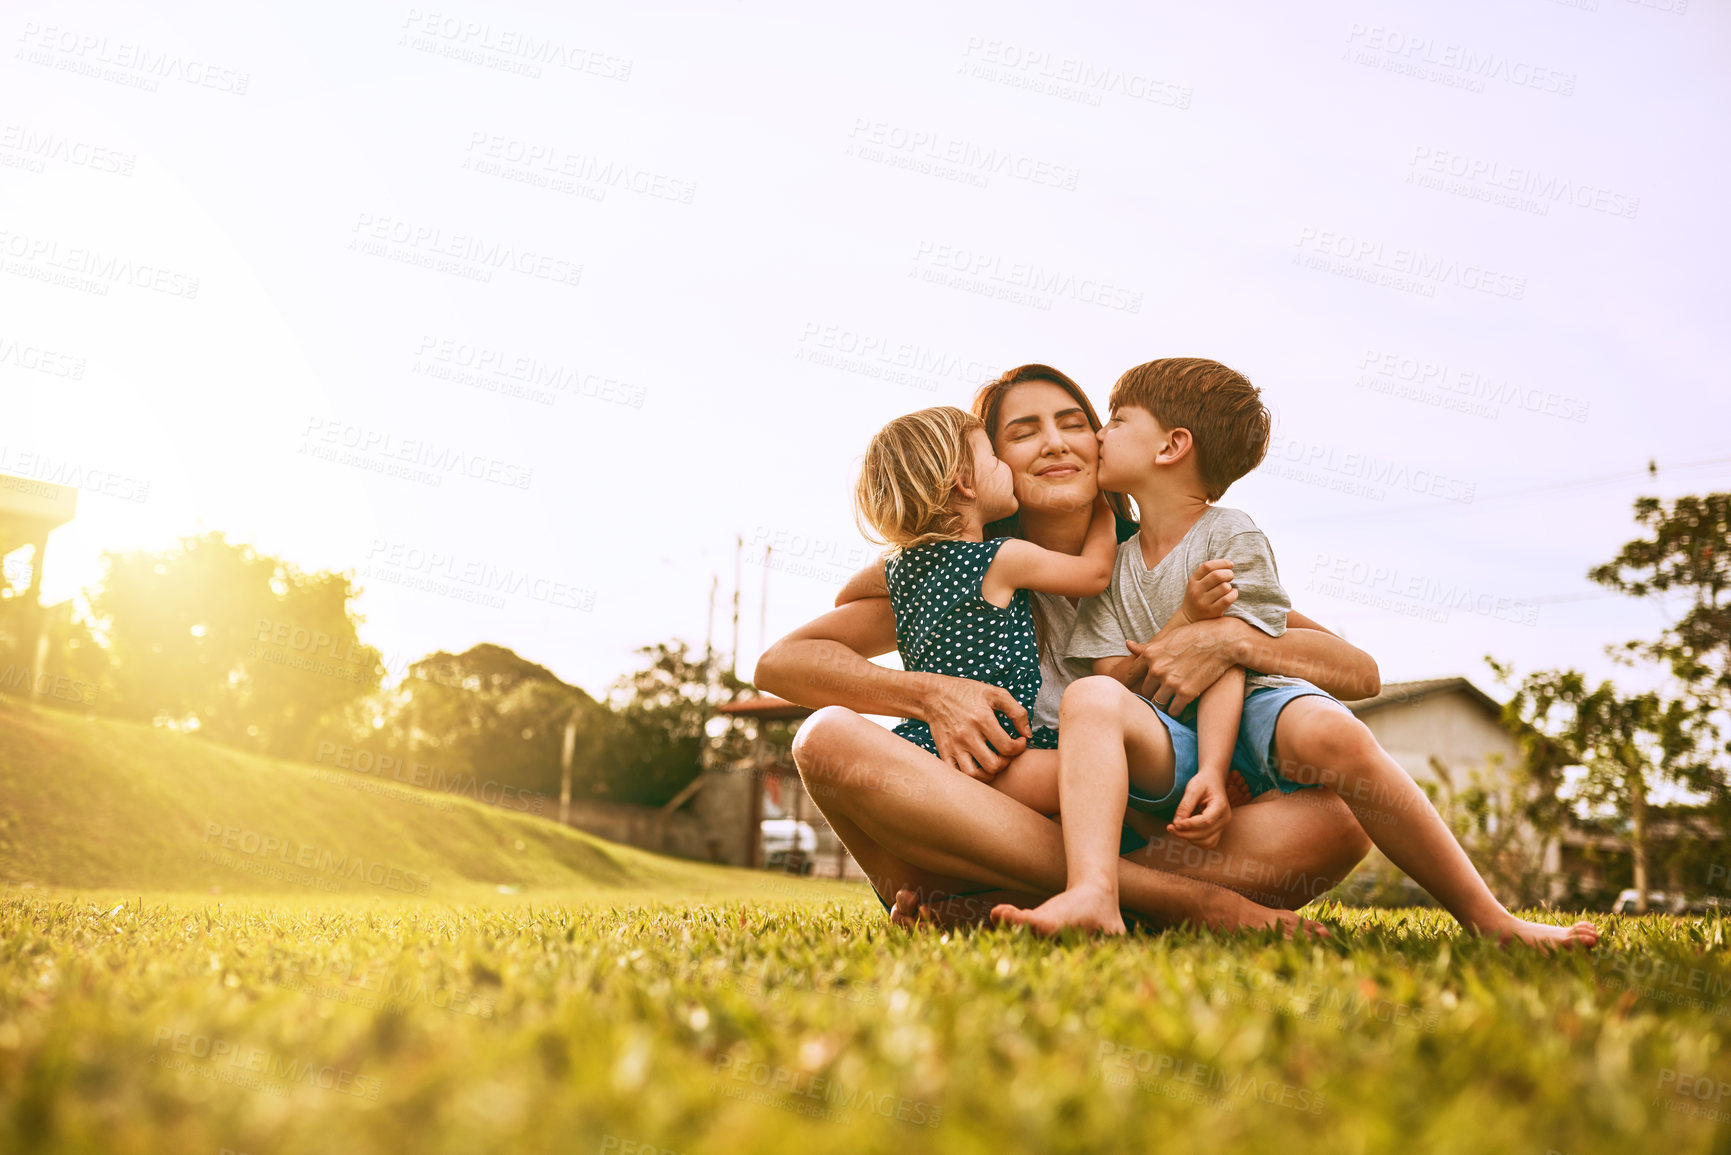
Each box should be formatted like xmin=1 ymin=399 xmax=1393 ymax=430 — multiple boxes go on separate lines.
xmin=2 ymin=0 xmax=1727 ymax=705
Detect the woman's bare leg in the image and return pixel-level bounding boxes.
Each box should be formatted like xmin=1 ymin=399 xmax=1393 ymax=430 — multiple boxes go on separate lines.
xmin=791 ymin=706 xmax=1324 ymax=934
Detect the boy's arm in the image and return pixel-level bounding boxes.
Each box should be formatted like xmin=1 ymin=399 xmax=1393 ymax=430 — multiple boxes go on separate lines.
xmin=1168 ymin=669 xmax=1242 ymax=848
xmin=834 ymin=559 xmax=888 ymax=607
xmin=982 ymin=495 xmax=1116 ymax=604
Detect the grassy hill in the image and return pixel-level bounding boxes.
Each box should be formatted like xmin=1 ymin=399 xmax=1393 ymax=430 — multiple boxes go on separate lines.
xmin=0 ymin=697 xmax=858 ymax=906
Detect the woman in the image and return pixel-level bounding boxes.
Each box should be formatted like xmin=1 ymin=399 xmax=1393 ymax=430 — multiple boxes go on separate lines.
xmin=754 ymin=365 xmax=1379 ymax=932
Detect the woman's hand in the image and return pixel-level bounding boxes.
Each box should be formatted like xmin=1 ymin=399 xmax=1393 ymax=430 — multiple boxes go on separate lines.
xmin=925 ymin=678 xmax=1030 ymax=780
xmin=1124 ymin=618 xmax=1239 ymax=717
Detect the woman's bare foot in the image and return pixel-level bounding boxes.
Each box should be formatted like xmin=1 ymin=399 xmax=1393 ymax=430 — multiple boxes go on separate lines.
xmin=990 ymin=886 xmax=1127 ymax=936
xmin=1482 ymin=916 xmax=1599 ymax=951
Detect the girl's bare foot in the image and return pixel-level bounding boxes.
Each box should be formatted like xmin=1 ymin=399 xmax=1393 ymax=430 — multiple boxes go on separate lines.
xmin=990 ymin=886 xmax=1127 ymax=936
xmin=1483 ymin=916 xmax=1599 ymax=951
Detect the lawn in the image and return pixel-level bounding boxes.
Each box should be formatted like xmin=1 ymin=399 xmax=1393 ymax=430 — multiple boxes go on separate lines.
xmin=1 ymin=885 xmax=1726 ymax=1155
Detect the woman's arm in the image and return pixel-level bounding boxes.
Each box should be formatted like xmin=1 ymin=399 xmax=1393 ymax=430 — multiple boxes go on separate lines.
xmin=833 ymin=560 xmax=888 ymax=608
xmin=753 ymin=599 xmax=1031 ymax=776
xmin=1116 ymin=612 xmax=1380 ymax=716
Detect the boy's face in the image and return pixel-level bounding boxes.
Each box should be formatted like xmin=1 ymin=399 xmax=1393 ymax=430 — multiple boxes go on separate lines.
xmin=967 ymin=428 xmax=1018 ymax=522
xmin=1096 ymin=405 xmax=1174 ymax=491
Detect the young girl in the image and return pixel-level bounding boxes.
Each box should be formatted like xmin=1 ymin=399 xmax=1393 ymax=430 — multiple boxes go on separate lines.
xmin=853 ymin=406 xmax=1118 ymax=810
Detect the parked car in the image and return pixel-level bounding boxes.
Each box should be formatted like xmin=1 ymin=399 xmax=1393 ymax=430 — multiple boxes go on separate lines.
xmin=1611 ymin=889 xmax=1682 ymax=914
xmin=760 ymin=818 xmax=817 ymax=875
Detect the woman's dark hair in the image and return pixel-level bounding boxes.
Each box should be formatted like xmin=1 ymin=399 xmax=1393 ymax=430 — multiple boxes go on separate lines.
xmin=971 ymin=364 xmax=1137 ymax=538
xmin=970 ymin=364 xmax=1138 ymax=659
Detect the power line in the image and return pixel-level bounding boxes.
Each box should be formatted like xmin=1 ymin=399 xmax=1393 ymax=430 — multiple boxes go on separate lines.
xmin=1290 ymin=453 xmax=1731 ymax=525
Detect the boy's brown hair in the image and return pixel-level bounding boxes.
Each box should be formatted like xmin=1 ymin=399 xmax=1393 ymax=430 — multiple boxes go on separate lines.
xmin=1108 ymin=357 xmax=1270 ymax=501
xmin=854 ymin=406 xmax=984 ymax=551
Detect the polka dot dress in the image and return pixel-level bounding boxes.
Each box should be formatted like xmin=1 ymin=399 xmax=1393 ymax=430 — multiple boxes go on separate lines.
xmin=885 ymin=538 xmax=1055 ymax=755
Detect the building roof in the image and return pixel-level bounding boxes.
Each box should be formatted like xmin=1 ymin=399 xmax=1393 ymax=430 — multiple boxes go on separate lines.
xmin=1346 ymin=677 xmax=1504 ymax=720
xmin=0 ymin=472 xmax=78 ymax=557
xmin=714 ymin=695 xmax=814 ymax=721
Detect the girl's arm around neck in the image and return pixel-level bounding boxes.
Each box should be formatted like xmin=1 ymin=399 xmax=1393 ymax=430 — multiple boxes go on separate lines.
xmin=981 ymin=495 xmax=1116 ymax=605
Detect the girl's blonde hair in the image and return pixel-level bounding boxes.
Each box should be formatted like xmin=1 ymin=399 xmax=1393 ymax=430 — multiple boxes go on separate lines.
xmin=854 ymin=406 xmax=984 ymax=551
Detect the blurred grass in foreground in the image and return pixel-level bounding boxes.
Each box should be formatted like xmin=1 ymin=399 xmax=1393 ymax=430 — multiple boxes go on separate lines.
xmin=1 ymin=886 xmax=1726 ymax=1155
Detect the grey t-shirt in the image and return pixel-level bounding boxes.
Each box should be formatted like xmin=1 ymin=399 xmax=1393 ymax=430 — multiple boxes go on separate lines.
xmin=1029 ymin=590 xmax=1081 ymax=731
xmin=1065 ymin=505 xmax=1307 ymax=693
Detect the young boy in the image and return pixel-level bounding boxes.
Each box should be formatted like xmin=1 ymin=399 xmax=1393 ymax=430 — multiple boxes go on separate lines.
xmin=989 ymin=357 xmax=1598 ymax=950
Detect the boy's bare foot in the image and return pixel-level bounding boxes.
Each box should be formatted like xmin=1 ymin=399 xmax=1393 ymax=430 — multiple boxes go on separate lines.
xmin=990 ymin=886 xmax=1127 ymax=937
xmin=1483 ymin=916 xmax=1599 ymax=951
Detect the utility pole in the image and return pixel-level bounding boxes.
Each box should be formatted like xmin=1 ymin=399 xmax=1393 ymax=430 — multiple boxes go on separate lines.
xmin=730 ymin=533 xmax=742 ymax=682
xmin=759 ymin=545 xmax=771 ymax=658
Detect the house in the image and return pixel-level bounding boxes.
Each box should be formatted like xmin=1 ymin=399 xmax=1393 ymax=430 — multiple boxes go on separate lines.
xmin=0 ymin=472 xmax=78 ymax=700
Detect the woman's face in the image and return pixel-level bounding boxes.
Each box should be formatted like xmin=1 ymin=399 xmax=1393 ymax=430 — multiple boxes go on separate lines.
xmin=990 ymin=380 xmax=1101 ymax=516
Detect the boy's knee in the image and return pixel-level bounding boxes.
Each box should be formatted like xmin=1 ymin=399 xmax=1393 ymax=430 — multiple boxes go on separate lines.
xmin=1284 ymin=709 xmax=1380 ymax=782
xmin=1059 ymin=675 xmax=1128 ymax=720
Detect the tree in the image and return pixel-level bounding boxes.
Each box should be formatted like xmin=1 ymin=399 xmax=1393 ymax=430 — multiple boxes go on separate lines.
xmin=365 ymin=643 xmax=600 ymax=798
xmin=1491 ymin=494 xmax=1731 ymax=912
xmin=85 ymin=531 xmax=381 ymax=758
xmin=578 ymin=640 xmax=750 ymax=806
xmin=1589 ymin=493 xmax=1731 ymax=759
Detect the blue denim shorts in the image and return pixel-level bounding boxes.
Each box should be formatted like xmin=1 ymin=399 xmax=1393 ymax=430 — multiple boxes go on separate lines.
xmin=1126 ymin=680 xmax=1338 ymax=820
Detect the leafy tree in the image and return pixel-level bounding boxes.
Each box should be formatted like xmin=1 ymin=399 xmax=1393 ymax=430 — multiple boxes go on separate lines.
xmin=1589 ymin=493 xmax=1731 ymax=756
xmin=85 ymin=531 xmax=380 ymax=757
xmin=365 ymin=643 xmax=600 ymax=798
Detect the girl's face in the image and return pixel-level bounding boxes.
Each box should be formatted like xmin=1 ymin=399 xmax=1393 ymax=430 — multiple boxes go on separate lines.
xmin=990 ymin=380 xmax=1101 ymax=516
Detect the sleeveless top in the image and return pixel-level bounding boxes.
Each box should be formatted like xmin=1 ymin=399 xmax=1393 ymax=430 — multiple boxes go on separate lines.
xmin=883 ymin=538 xmax=1055 ymax=755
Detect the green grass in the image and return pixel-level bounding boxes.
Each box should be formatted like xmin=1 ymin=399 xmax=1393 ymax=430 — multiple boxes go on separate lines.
xmin=2 ymin=700 xmax=1729 ymax=1153
xmin=0 ymin=696 xmax=827 ymax=905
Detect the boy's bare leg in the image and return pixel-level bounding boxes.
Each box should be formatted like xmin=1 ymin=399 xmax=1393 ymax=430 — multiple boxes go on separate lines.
xmin=1273 ymin=698 xmax=1598 ymax=950
xmin=990 ymin=677 xmax=1178 ymax=936
xmin=791 ymin=706 xmax=1324 ymax=936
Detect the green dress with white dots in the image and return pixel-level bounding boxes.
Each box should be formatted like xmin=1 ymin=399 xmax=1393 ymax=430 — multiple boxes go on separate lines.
xmin=884 ymin=538 xmax=1057 ymax=756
